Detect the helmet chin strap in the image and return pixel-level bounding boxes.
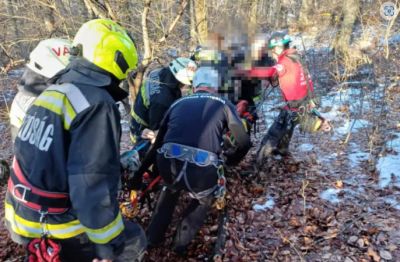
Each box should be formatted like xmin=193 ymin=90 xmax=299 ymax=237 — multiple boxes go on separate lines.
xmin=272 ymin=46 xmax=284 ymax=59
xmin=194 ymin=86 xmax=217 ymax=93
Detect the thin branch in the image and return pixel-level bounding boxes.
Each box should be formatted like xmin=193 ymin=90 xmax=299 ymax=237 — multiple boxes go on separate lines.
xmin=158 ymin=0 xmax=188 ymax=44
xmin=384 ymin=3 xmax=400 ymax=59
xmin=104 ymin=0 xmax=119 ymax=21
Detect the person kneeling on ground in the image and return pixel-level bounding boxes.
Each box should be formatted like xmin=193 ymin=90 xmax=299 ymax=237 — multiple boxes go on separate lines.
xmin=132 ymin=66 xmax=251 ymax=255
xmin=4 ymin=19 xmax=146 ymax=262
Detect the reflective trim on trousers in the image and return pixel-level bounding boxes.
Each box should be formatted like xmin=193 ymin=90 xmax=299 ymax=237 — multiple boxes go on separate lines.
xmin=4 ymin=202 xmax=84 ymax=239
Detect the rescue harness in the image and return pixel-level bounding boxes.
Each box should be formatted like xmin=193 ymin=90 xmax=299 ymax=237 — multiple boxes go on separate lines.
xmin=8 ymin=157 xmax=68 ymax=261
xmin=158 ymin=143 xmax=226 ymax=201
xmin=8 ymin=157 xmax=71 ymax=214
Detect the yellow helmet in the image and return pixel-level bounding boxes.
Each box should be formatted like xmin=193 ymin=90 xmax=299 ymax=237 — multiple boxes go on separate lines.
xmin=73 ymin=19 xmax=138 ymax=80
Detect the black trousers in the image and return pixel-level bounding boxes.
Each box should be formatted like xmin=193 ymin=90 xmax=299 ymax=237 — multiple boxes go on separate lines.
xmin=259 ymin=109 xmax=298 ymax=156
xmin=146 ymin=154 xmax=217 ymax=251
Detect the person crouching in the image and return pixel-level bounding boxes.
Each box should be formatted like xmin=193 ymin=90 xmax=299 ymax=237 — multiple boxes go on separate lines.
xmin=132 ymin=66 xmax=251 ymax=255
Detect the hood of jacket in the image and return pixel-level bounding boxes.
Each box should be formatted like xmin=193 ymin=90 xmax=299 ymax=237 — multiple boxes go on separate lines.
xmin=278 ymin=48 xmax=301 ymax=63
xmin=17 ymin=67 xmax=49 ymax=96
xmin=49 ymin=58 xmax=127 ymax=102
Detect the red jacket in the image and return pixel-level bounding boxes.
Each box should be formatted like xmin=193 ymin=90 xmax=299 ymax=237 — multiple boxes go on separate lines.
xmin=243 ymin=48 xmax=313 ymax=102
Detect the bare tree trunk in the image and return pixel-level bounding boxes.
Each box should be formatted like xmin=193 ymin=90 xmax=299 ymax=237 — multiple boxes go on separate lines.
xmin=298 ymin=0 xmax=313 ymax=28
xmin=83 ymin=0 xmax=96 ymax=19
xmin=334 ymin=0 xmax=360 ymax=55
xmin=40 ymin=0 xmax=56 ymax=34
xmin=3 ymin=0 xmax=20 ymax=41
xmin=120 ymin=0 xmax=132 ymax=25
xmin=83 ymin=0 xmax=117 ymax=20
xmin=194 ymin=0 xmax=208 ymax=44
xmin=248 ymin=0 xmax=258 ymax=34
xmin=130 ymin=0 xmax=152 ymax=104
xmin=54 ymin=0 xmax=67 ymax=17
xmin=189 ymin=0 xmax=197 ymax=46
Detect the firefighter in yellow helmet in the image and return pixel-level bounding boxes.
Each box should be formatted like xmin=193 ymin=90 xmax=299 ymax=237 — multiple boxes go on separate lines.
xmin=4 ymin=19 xmax=146 ymax=261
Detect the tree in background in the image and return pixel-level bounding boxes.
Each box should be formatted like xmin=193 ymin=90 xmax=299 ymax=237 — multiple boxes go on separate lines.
xmin=334 ymin=0 xmax=360 ymax=56
xmin=194 ymin=0 xmax=208 ymax=44
xmin=298 ymin=0 xmax=314 ymax=28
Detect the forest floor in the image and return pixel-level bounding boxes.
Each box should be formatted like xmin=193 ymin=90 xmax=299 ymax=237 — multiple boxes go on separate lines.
xmin=0 ymin=43 xmax=399 ymax=261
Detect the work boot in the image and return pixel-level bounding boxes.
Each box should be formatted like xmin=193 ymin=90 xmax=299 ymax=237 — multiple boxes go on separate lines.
xmin=256 ymin=139 xmax=275 ymax=166
xmin=118 ymin=221 xmax=147 ymax=262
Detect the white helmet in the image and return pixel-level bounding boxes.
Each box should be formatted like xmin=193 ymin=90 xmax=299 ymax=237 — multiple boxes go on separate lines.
xmin=192 ymin=67 xmax=219 ymax=91
xmin=26 ymin=38 xmax=72 ymax=78
xmin=169 ymin=57 xmax=197 ymax=85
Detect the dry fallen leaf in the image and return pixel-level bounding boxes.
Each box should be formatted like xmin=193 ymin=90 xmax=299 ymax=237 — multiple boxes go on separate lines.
xmin=335 ymin=180 xmax=344 ymax=189
xmin=289 ymin=217 xmax=302 ymax=227
xmin=303 ymin=236 xmax=313 ymax=246
xmin=304 ymin=225 xmax=318 ymax=234
xmin=367 ymin=247 xmax=380 ymax=262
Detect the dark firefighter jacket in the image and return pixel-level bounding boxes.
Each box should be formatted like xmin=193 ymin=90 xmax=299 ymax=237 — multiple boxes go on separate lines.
xmin=5 ymin=58 xmax=127 ymax=259
xmin=130 ymin=67 xmax=181 ymax=143
xmin=133 ymin=91 xmax=251 ymax=186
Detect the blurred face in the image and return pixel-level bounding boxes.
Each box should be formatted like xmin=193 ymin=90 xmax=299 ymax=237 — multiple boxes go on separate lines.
xmin=271 ymin=45 xmax=284 ymax=60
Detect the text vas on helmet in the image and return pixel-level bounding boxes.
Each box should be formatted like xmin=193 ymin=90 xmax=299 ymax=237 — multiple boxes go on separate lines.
xmin=27 ymin=38 xmax=72 ymax=79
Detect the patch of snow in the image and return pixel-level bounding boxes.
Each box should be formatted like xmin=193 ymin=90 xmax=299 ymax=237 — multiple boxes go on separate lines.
xmin=379 ymin=33 xmax=400 ymax=45
xmin=348 ymin=152 xmax=369 ymax=168
xmin=253 ymin=195 xmax=275 ymax=212
xmin=318 ymin=152 xmax=338 ymax=163
xmin=298 ymin=143 xmax=314 ymax=152
xmin=384 ymin=198 xmax=400 ymax=210
xmin=320 ymin=188 xmax=341 ymax=204
xmin=7 ymin=68 xmax=25 ymax=79
xmin=377 ymin=134 xmax=400 ymax=188
xmin=335 ymin=119 xmax=370 ymax=136
xmin=121 ymin=120 xmax=130 ymax=132
xmin=377 ymin=154 xmax=400 ymax=188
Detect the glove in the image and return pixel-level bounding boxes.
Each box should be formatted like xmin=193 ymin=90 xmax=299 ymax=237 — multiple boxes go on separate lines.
xmin=120 ymin=149 xmax=141 ymax=178
xmin=236 ymin=100 xmax=249 ymax=116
